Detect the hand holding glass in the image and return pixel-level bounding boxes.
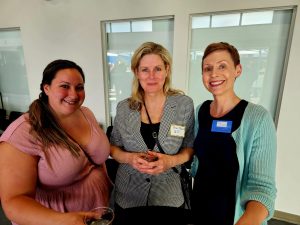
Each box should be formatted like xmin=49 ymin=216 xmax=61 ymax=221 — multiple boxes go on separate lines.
xmin=140 ymin=151 xmax=158 ymax=162
xmin=84 ymin=207 xmax=114 ymax=225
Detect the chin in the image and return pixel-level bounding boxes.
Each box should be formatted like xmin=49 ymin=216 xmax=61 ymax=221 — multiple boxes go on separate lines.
xmin=65 ymin=105 xmax=80 ymax=112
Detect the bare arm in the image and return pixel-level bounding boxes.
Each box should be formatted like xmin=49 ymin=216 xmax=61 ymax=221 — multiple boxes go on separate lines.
xmin=137 ymin=147 xmax=194 ymax=175
xmin=0 ymin=142 xmax=97 ymax=225
xmin=110 ymin=144 xmax=154 ymax=172
xmin=110 ymin=145 xmax=134 ymax=164
xmin=235 ymin=200 xmax=268 ymax=225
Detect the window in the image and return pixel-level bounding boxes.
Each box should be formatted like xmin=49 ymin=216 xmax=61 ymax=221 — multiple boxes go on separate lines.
xmin=101 ymin=17 xmax=174 ymax=126
xmin=187 ymin=8 xmax=295 ymax=123
xmin=0 ymin=28 xmax=30 ymax=114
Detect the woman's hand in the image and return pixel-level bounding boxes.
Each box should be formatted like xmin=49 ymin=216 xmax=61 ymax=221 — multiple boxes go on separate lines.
xmin=235 ymin=215 xmax=257 ymax=225
xmin=56 ymin=212 xmax=87 ymax=225
xmin=56 ymin=211 xmax=101 ymax=225
xmin=136 ymin=151 xmax=174 ymax=175
xmin=128 ymin=152 xmax=155 ymax=172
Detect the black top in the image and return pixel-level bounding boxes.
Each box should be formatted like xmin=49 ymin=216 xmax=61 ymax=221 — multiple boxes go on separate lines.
xmin=141 ymin=122 xmax=160 ymax=150
xmin=192 ymin=100 xmax=248 ymax=225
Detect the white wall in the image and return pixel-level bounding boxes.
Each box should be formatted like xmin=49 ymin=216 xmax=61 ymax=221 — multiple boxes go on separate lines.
xmin=0 ymin=0 xmax=300 ymax=217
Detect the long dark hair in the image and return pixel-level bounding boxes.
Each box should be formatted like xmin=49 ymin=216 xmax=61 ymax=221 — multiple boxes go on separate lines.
xmin=28 ymin=59 xmax=85 ymax=156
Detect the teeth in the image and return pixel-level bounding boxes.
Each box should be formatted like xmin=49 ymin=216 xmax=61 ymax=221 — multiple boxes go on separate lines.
xmin=64 ymin=100 xmax=77 ymax=105
xmin=210 ymin=80 xmax=223 ymax=86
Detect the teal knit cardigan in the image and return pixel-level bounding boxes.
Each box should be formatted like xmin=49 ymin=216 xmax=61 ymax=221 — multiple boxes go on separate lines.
xmin=193 ymin=102 xmax=277 ymax=225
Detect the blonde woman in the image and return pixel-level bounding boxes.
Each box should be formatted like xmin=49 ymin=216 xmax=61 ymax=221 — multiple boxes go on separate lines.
xmin=110 ymin=42 xmax=194 ymax=224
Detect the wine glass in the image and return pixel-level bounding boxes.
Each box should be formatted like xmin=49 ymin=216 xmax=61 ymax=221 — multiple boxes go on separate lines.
xmin=140 ymin=151 xmax=158 ymax=162
xmin=84 ymin=206 xmax=115 ymax=225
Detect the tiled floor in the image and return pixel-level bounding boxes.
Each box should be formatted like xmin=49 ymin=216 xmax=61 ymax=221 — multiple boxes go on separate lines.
xmin=0 ymin=204 xmax=297 ymax=225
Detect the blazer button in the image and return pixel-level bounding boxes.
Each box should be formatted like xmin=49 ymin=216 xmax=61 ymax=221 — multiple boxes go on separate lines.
xmin=145 ymin=178 xmax=150 ymax=182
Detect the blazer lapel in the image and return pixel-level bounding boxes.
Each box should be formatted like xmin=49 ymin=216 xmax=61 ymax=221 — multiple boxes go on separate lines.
xmin=158 ymin=96 xmax=177 ymax=146
xmin=128 ymin=108 xmax=148 ymax=151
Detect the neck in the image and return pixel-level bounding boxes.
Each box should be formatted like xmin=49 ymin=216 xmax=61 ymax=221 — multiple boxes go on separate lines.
xmin=144 ymin=92 xmax=166 ymax=107
xmin=143 ymin=93 xmax=166 ymax=123
xmin=56 ymin=109 xmax=81 ymax=126
xmin=210 ymin=94 xmax=241 ymax=118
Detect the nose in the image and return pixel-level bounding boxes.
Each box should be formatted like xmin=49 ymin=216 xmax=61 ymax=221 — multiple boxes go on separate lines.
xmin=210 ymin=67 xmax=219 ymax=77
xmin=149 ymin=69 xmax=156 ymax=79
xmin=68 ymin=87 xmax=79 ymax=97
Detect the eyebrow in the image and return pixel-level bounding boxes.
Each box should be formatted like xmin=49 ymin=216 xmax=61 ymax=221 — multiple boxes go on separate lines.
xmin=203 ymin=60 xmax=228 ymax=66
xmin=217 ymin=60 xmax=228 ymax=64
xmin=59 ymin=81 xmax=84 ymax=85
xmin=139 ymin=64 xmax=164 ymax=67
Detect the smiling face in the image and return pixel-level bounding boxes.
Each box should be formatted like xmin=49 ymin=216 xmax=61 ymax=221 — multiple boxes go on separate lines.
xmin=202 ymin=50 xmax=242 ymax=97
xmin=136 ymin=53 xmax=169 ymax=95
xmin=43 ymin=68 xmax=85 ymax=118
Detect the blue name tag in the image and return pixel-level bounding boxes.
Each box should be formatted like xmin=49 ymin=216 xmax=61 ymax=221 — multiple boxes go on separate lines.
xmin=211 ymin=120 xmax=232 ymax=133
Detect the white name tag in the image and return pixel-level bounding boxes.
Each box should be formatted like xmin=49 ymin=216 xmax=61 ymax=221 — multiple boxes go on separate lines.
xmin=217 ymin=121 xmax=227 ymax=127
xmin=170 ymin=124 xmax=185 ymax=137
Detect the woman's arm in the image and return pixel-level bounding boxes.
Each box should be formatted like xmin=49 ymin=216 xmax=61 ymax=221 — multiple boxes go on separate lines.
xmin=110 ymin=144 xmax=154 ymax=172
xmin=238 ymin=106 xmax=277 ymax=224
xmin=235 ymin=201 xmax=268 ymax=225
xmin=110 ymin=144 xmax=134 ymax=164
xmin=0 ymin=142 xmax=93 ymax=225
xmin=139 ymin=96 xmax=195 ymax=175
xmin=141 ymin=147 xmax=193 ymax=175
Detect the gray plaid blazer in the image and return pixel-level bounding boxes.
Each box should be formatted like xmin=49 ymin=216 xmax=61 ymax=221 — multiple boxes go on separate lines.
xmin=110 ymin=94 xmax=195 ymax=208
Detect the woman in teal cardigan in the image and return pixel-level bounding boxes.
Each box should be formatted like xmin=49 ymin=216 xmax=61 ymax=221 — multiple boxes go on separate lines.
xmin=191 ymin=42 xmax=277 ymax=225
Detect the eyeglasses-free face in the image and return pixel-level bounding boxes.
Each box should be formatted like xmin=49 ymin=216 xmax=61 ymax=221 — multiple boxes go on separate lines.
xmin=136 ymin=54 xmax=169 ymax=95
xmin=202 ymin=50 xmax=242 ymax=97
xmin=43 ymin=68 xmax=85 ymax=118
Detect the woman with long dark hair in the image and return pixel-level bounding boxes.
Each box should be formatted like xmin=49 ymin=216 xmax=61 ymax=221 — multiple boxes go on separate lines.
xmin=0 ymin=59 xmax=112 ymax=225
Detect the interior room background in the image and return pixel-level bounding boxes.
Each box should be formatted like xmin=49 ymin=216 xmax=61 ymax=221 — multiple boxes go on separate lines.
xmin=0 ymin=0 xmax=299 ymax=223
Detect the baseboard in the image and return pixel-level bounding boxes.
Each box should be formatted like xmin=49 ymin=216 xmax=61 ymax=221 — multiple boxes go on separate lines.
xmin=273 ymin=210 xmax=300 ymax=224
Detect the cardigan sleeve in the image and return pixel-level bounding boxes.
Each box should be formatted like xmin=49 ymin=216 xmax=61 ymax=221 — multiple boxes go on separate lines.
xmin=240 ymin=105 xmax=277 ymax=220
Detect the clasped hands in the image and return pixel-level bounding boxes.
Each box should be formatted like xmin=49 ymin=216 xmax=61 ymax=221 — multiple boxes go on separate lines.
xmin=130 ymin=150 xmax=174 ymax=175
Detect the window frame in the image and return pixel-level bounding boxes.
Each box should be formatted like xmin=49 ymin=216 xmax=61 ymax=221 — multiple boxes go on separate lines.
xmin=186 ymin=6 xmax=296 ymax=126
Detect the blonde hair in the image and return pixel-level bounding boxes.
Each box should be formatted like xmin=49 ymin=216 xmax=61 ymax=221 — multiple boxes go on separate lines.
xmin=129 ymin=42 xmax=182 ymax=110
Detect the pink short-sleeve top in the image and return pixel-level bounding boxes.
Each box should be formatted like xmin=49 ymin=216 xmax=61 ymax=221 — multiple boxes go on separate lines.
xmin=0 ymin=107 xmax=112 ymax=224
